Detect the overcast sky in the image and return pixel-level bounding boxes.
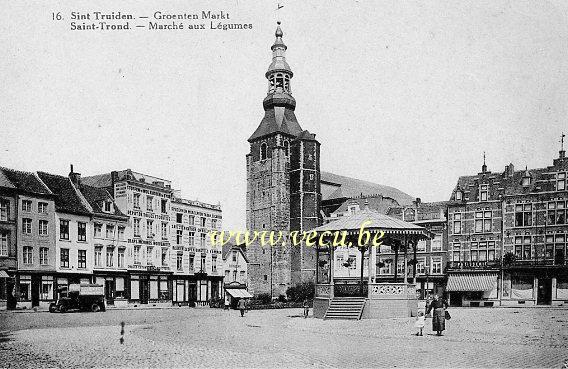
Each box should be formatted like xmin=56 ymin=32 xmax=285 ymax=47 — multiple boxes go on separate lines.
xmin=2 ymin=0 xmax=568 ymax=230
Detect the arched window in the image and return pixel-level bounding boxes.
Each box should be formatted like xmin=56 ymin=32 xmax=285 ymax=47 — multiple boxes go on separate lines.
xmin=260 ymin=142 xmax=267 ymax=160
xmin=268 ymin=78 xmax=275 ymax=93
xmin=283 ymin=140 xmax=289 ymax=156
xmin=455 ymin=190 xmax=462 ymax=201
xmin=275 ymin=73 xmax=284 ymax=90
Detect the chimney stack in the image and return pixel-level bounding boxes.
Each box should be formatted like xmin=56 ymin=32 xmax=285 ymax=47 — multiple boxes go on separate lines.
xmin=69 ymin=164 xmax=81 ymax=187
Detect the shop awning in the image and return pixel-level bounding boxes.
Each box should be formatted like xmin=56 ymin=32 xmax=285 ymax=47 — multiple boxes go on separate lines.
xmin=0 ymin=270 xmax=9 ymax=278
xmin=226 ymin=289 xmax=253 ymax=298
xmin=446 ymin=273 xmax=498 ymax=292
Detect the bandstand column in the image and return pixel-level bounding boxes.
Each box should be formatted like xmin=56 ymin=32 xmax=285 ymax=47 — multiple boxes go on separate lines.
xmin=403 ymin=234 xmax=408 ymax=285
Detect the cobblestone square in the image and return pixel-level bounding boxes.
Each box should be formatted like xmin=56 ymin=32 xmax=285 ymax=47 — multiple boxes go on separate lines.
xmin=1 ymin=307 xmax=567 ymax=368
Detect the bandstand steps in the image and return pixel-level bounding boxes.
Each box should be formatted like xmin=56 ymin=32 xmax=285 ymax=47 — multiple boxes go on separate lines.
xmin=324 ymin=297 xmax=366 ymax=320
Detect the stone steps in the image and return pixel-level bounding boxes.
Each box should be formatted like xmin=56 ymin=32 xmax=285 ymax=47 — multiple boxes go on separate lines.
xmin=324 ymin=297 xmax=366 ymax=320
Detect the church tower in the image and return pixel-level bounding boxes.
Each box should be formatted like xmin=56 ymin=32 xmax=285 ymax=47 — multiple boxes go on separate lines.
xmin=246 ymin=22 xmax=322 ymax=297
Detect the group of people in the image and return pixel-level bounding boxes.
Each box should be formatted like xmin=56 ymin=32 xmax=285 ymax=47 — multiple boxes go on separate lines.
xmin=230 ymin=294 xmax=449 ymax=332
xmin=415 ymin=294 xmax=450 ymax=336
xmin=229 ymin=298 xmax=311 ymax=318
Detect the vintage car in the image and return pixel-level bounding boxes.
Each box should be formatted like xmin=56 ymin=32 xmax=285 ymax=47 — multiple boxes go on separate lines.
xmin=49 ymin=283 xmax=106 ymax=313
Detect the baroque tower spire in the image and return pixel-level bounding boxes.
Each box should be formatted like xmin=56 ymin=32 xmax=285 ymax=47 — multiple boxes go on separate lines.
xmin=249 ymin=21 xmax=302 ymax=142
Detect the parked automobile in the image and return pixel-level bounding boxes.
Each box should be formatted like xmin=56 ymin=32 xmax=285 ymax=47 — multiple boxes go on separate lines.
xmin=49 ymin=284 xmax=106 ymax=313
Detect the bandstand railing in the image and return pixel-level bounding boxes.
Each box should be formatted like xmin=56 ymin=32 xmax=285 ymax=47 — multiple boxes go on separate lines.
xmin=333 ymin=283 xmax=368 ymax=297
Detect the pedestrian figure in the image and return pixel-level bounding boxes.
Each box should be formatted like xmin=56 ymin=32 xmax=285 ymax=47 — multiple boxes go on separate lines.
xmin=426 ymin=294 xmax=449 ymax=336
xmin=303 ymin=299 xmax=310 ymax=318
xmin=414 ymin=310 xmax=425 ymax=336
xmin=224 ymin=294 xmax=230 ymax=311
xmin=237 ymin=298 xmax=246 ymax=317
xmin=425 ymin=294 xmax=432 ymax=318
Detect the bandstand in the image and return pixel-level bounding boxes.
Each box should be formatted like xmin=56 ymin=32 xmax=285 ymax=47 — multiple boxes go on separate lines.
xmin=312 ymin=207 xmax=431 ymax=320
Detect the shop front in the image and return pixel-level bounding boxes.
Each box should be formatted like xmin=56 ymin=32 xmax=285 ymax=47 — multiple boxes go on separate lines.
xmin=501 ymin=269 xmax=568 ymax=307
xmin=129 ymin=270 xmax=172 ymax=306
xmin=171 ymin=276 xmax=197 ymax=306
xmin=0 ymin=270 xmax=16 ymax=310
xmin=93 ymin=272 xmax=129 ymax=307
xmin=224 ymin=282 xmax=252 ymax=309
xmin=446 ymin=272 xmax=499 ymax=307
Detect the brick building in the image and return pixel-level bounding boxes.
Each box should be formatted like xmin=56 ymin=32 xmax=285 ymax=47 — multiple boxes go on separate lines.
xmin=500 ymin=149 xmax=568 ymax=306
xmin=445 ymin=159 xmax=504 ymax=307
xmin=386 ymin=201 xmax=449 ymax=298
xmin=245 ymin=22 xmax=322 ymax=297
xmin=445 ymin=148 xmax=568 ymax=307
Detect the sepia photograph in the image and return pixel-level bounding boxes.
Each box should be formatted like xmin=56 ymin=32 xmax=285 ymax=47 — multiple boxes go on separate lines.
xmin=1 ymin=0 xmax=568 ymax=367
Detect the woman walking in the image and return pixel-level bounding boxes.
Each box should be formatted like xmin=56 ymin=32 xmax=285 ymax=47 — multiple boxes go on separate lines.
xmin=426 ymin=294 xmax=449 ymax=336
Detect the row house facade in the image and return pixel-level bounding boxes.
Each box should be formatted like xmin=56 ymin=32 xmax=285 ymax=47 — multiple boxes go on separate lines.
xmin=0 ymin=167 xmax=56 ymax=310
xmin=222 ymin=244 xmax=251 ymax=307
xmin=37 ymin=171 xmax=94 ymax=291
xmin=78 ymin=176 xmax=130 ymax=305
xmin=170 ymin=197 xmax=223 ymax=305
xmin=446 ymin=160 xmax=504 ymax=307
xmin=500 ymin=151 xmax=568 ymax=306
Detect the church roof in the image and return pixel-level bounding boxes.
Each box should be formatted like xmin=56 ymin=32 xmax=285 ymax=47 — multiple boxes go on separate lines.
xmin=333 ymin=195 xmax=400 ymax=216
xmin=321 ymin=171 xmax=415 ymax=206
xmin=312 ymin=207 xmax=428 ymax=236
xmin=248 ymin=106 xmax=304 ymax=142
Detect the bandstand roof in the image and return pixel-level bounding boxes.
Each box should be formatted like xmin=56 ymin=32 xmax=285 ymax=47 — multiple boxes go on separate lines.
xmin=312 ymin=207 xmax=430 ymax=237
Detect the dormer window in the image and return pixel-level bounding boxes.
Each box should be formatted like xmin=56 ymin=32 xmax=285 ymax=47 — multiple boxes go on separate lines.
xmin=455 ymin=190 xmax=463 ymax=201
xmin=260 ymin=142 xmax=267 ymax=161
xmin=521 ymin=176 xmax=531 ymax=187
xmin=348 ymin=204 xmax=359 ymax=215
xmin=557 ymin=172 xmax=566 ymax=191
xmin=480 ymin=184 xmax=488 ymax=201
xmin=104 ymin=201 xmax=112 ymax=212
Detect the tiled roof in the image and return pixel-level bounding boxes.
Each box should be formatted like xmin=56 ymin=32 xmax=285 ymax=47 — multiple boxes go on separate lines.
xmin=0 ymin=167 xmax=52 ymax=194
xmin=0 ymin=170 xmax=16 ymax=189
xmin=313 ymin=207 xmax=428 ymax=236
xmin=446 ymin=273 xmax=498 ymax=292
xmin=449 ymin=165 xmax=560 ymax=202
xmin=387 ymin=201 xmax=448 ymax=219
xmin=248 ymin=107 xmax=303 ymax=142
xmin=321 ymin=171 xmax=414 ymax=206
xmin=37 ymin=172 xmax=91 ymax=216
xmin=82 ymin=173 xmax=113 ymax=188
xmin=222 ymin=242 xmax=249 ymax=263
xmin=79 ymin=184 xmax=127 ymax=218
xmin=333 ymin=196 xmax=399 ymax=216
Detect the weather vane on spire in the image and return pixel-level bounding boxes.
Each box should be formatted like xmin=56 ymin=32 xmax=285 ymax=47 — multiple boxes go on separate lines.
xmin=483 ymin=151 xmax=486 ymax=165
xmin=276 ymin=1 xmax=284 ymax=23
xmin=561 ymin=133 xmax=566 ymax=151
